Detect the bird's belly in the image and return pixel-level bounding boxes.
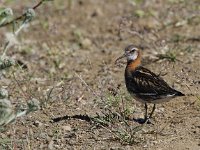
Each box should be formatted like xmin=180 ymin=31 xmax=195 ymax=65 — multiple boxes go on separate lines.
xmin=129 ymin=93 xmax=147 ymax=103
xmin=129 ymin=92 xmax=175 ymax=104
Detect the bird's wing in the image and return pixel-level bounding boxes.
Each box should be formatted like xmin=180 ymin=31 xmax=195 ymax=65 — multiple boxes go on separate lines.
xmin=130 ymin=66 xmax=180 ymax=99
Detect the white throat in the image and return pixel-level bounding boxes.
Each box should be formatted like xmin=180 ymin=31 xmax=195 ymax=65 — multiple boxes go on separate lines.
xmin=127 ymin=53 xmax=138 ymax=61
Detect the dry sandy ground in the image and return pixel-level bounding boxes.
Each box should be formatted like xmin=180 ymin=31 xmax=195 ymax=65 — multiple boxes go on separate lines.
xmin=0 ymin=0 xmax=200 ymax=149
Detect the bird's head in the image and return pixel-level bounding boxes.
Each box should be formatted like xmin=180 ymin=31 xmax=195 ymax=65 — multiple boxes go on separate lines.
xmin=115 ymin=45 xmax=140 ymax=64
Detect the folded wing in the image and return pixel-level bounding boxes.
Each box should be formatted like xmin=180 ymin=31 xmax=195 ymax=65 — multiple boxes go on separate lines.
xmin=127 ymin=66 xmax=184 ymax=100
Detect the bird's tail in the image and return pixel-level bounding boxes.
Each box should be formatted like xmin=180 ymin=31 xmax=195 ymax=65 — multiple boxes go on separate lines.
xmin=175 ymin=91 xmax=185 ymax=96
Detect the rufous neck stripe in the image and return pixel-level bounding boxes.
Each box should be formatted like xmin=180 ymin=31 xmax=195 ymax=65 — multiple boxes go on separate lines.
xmin=127 ymin=52 xmax=141 ymax=71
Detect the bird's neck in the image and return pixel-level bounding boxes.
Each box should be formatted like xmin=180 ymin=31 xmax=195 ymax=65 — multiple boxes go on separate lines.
xmin=126 ymin=52 xmax=141 ymax=71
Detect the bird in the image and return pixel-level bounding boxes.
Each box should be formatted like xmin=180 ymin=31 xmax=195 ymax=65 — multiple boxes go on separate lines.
xmin=115 ymin=44 xmax=185 ymax=123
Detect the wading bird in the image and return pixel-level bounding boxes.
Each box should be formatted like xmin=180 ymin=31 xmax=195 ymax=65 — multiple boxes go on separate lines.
xmin=115 ymin=45 xmax=184 ymax=123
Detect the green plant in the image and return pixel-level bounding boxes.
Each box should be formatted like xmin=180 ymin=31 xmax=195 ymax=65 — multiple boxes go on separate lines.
xmin=0 ymin=0 xmax=52 ymax=127
xmin=157 ymin=51 xmax=177 ymax=62
xmin=0 ymin=98 xmax=40 ymax=126
xmin=115 ymin=125 xmax=144 ymax=145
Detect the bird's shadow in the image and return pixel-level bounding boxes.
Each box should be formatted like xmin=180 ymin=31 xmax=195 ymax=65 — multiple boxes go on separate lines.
xmin=52 ymin=114 xmax=91 ymax=123
xmin=52 ymin=114 xmax=152 ymax=125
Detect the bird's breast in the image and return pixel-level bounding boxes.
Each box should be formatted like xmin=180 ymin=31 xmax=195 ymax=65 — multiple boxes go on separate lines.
xmin=124 ymin=69 xmax=136 ymax=94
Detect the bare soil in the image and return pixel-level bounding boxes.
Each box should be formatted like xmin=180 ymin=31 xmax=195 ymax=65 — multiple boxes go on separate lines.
xmin=0 ymin=0 xmax=200 ymax=149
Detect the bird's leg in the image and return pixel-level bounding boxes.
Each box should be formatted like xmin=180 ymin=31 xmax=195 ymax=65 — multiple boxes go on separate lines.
xmin=144 ymin=103 xmax=148 ymax=121
xmin=149 ymin=104 xmax=156 ymax=119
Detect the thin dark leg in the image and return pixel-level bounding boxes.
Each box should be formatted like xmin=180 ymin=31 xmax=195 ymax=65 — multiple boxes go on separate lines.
xmin=133 ymin=103 xmax=150 ymax=124
xmin=149 ymin=104 xmax=156 ymax=119
xmin=144 ymin=103 xmax=148 ymax=121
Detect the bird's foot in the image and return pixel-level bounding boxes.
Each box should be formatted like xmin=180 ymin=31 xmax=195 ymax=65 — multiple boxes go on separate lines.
xmin=133 ymin=117 xmax=153 ymax=124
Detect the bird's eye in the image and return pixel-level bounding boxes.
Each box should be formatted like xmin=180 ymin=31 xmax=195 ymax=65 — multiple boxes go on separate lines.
xmin=130 ymin=48 xmax=136 ymax=52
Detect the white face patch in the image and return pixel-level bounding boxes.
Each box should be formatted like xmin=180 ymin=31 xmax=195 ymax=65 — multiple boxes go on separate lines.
xmin=127 ymin=52 xmax=138 ymax=61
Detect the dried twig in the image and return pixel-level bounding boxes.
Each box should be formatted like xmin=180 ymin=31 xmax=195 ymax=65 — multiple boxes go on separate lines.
xmin=0 ymin=0 xmax=51 ymax=28
xmin=74 ymin=72 xmax=102 ymax=100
